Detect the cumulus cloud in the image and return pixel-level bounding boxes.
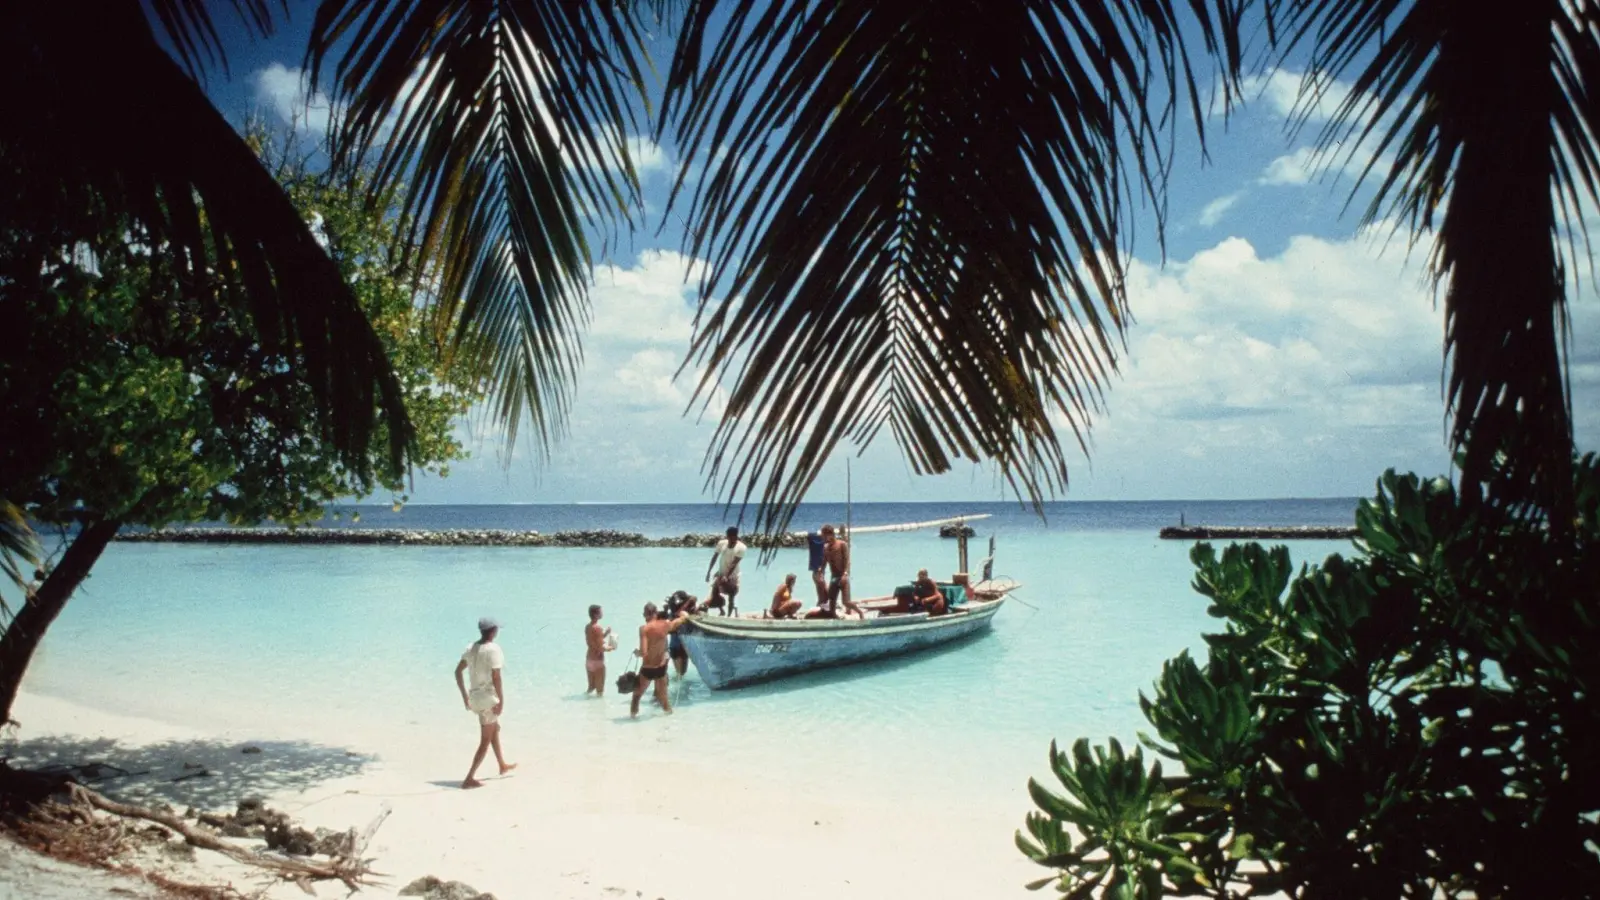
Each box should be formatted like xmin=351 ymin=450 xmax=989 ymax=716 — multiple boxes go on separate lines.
xmin=1198 ymin=191 xmax=1243 ymax=226
xmin=1258 ymin=147 xmax=1319 ymax=186
xmin=251 ymin=63 xmax=338 ymax=135
xmin=1245 ymin=69 xmax=1398 ymax=190
xmin=1044 ymin=229 xmax=1461 ymax=496
xmin=1242 ymin=69 xmax=1353 ymax=123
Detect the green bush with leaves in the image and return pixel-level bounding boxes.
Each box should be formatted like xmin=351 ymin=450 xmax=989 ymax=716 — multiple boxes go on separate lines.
xmin=0 ymin=131 xmax=487 ymax=725
xmin=1020 ymin=457 xmax=1600 ymax=898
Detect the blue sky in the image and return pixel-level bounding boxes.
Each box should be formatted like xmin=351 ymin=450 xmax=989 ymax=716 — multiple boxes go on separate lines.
xmin=210 ymin=6 xmax=1597 ymax=504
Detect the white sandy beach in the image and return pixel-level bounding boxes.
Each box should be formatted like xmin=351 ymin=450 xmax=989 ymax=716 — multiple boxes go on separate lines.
xmin=3 ymin=689 xmax=1044 ymax=899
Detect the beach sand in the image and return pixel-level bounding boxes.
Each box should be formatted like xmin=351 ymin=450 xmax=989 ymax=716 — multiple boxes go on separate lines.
xmin=2 ymin=690 xmax=1043 ymax=899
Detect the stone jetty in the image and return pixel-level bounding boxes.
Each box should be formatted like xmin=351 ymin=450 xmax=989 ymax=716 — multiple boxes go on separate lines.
xmin=1158 ymin=525 xmax=1357 ymax=540
xmin=113 ymin=527 xmax=809 ymax=549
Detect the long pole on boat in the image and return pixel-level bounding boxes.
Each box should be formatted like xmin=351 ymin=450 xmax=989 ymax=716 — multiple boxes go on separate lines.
xmin=845 ymin=458 xmax=853 ymax=545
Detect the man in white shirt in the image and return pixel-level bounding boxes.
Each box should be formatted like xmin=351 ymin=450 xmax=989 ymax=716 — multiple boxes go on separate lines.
xmin=454 ymin=617 xmax=517 ymax=789
xmin=704 ymin=526 xmax=747 ymax=615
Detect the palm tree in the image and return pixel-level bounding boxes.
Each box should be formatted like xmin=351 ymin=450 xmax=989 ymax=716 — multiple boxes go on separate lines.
xmin=0 ymin=500 xmax=39 ymax=605
xmin=1 ymin=1 xmax=414 ymax=470
xmin=1266 ymin=0 xmax=1593 ymax=526
xmin=311 ymin=0 xmax=1589 ymax=533
xmin=6 ymin=0 xmax=1586 ymax=542
xmin=309 ymin=0 xmax=1245 ymax=535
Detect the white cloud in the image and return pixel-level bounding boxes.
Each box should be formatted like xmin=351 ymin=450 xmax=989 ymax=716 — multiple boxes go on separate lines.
xmin=251 ymin=63 xmax=338 ymax=136
xmin=414 ymin=229 xmax=1599 ymax=503
xmin=625 ymin=136 xmax=669 ymax=176
xmin=1050 ymin=230 xmax=1457 ymax=496
xmin=1245 ymin=69 xmax=1399 ymax=190
xmin=1259 ymin=147 xmax=1319 ymax=186
xmin=1242 ymin=69 xmax=1353 ymax=124
xmin=1198 ymin=191 xmax=1243 ymax=226
xmin=588 ymin=249 xmax=699 ymax=346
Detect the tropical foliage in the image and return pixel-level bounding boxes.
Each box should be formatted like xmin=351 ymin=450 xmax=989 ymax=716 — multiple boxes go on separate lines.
xmin=5 ymin=1 xmax=1588 ymax=536
xmin=0 ymin=135 xmax=485 ymax=723
xmin=1020 ymin=456 xmax=1600 ymax=898
xmin=1265 ymin=0 xmax=1593 ymax=523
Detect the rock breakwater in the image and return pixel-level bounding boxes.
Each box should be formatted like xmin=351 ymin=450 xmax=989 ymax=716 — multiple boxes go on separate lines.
xmin=1158 ymin=525 xmax=1357 ymax=540
xmin=114 ymin=527 xmax=809 ymax=549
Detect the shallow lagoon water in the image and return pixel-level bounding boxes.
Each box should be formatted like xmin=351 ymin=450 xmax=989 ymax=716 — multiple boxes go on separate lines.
xmin=25 ymin=501 xmax=1353 ymax=824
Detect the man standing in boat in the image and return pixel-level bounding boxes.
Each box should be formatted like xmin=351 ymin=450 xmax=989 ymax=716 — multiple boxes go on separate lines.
xmin=633 ymin=602 xmax=691 ymax=717
xmin=807 ymin=527 xmax=829 ymax=607
xmin=705 ymin=526 xmax=747 ymax=615
xmin=822 ymin=525 xmax=863 ymax=618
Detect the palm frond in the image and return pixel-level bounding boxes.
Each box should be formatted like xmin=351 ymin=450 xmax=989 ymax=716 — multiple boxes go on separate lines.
xmin=0 ymin=0 xmax=414 ymax=476
xmin=145 ymin=0 xmax=282 ymax=79
xmin=0 ymin=498 xmax=40 ymax=599
xmin=1273 ymin=0 xmax=1585 ymax=518
xmin=309 ymin=0 xmax=653 ymax=457
xmin=659 ymin=0 xmax=1243 ymax=535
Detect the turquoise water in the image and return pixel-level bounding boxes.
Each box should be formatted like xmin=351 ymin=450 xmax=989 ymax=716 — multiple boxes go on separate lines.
xmin=23 ymin=506 xmax=1353 ymax=823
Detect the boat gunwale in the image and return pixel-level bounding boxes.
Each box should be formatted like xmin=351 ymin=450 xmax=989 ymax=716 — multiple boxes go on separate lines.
xmin=683 ymin=596 xmax=1004 ymax=641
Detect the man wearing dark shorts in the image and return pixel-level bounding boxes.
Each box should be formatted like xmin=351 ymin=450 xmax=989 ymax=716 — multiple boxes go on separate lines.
xmin=665 ymin=591 xmax=698 ymax=678
xmin=633 ymin=601 xmax=690 ymax=718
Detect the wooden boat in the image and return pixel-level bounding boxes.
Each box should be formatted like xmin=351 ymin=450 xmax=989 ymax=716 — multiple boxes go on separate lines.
xmin=678 ymin=517 xmax=1019 ymax=689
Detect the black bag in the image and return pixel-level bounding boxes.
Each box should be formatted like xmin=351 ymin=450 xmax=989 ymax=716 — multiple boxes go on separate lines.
xmin=616 ymin=658 xmax=640 ymax=694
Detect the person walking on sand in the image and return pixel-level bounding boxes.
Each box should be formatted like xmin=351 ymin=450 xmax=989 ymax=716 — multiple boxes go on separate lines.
xmin=770 ymin=573 xmax=801 ymax=619
xmin=632 ymin=602 xmax=690 ymax=718
xmin=455 ymin=617 xmax=517 ymax=789
xmin=585 ymin=604 xmax=614 ymax=696
xmin=705 ymin=526 xmax=747 ymax=615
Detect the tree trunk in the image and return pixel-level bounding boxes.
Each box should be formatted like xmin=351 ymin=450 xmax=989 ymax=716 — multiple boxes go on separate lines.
xmin=0 ymin=517 xmax=119 ymax=726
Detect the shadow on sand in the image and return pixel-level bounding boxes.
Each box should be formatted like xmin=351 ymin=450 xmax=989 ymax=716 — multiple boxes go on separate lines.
xmin=0 ymin=733 xmax=372 ymax=812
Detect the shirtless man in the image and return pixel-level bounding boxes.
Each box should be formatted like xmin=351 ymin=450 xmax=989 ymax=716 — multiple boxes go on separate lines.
xmin=454 ymin=618 xmax=517 ymax=789
xmin=584 ymin=605 xmax=613 ymax=695
xmin=770 ymin=573 xmax=802 ymax=619
xmin=823 ymin=525 xmax=863 ymax=618
xmin=632 ymin=602 xmax=690 ymax=718
xmin=912 ymin=569 xmax=948 ymax=616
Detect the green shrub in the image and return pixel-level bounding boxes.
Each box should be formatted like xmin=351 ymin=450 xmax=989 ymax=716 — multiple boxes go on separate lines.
xmin=1020 ymin=455 xmax=1600 ymax=898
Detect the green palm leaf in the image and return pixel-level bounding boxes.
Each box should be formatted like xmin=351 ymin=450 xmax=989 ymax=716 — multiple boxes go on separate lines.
xmin=660 ymin=0 xmax=1241 ymax=534
xmin=0 ymin=499 xmax=40 ymax=599
xmin=1271 ymin=0 xmax=1588 ymax=520
xmin=0 ymin=0 xmax=413 ymax=474
xmin=309 ymin=0 xmax=653 ymax=455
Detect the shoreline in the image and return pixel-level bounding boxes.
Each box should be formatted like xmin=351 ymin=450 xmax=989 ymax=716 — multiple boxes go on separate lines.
xmin=113 ymin=527 xmax=808 ymax=548
xmin=4 ymin=689 xmax=1042 ymax=900
xmin=1158 ymin=525 xmax=1357 ymax=540
xmin=114 ymin=523 xmax=1357 ymax=547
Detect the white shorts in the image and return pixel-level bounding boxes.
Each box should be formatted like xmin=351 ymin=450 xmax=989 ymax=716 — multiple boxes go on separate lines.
xmin=469 ymin=694 xmax=499 ymax=726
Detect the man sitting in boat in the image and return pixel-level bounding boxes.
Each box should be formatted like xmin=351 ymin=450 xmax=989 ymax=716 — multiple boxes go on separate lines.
xmin=769 ymin=573 xmax=802 ymax=619
xmin=912 ymin=569 xmax=948 ymax=616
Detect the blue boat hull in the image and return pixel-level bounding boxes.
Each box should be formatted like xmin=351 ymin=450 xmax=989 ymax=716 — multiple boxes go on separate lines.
xmin=678 ymin=598 xmax=1004 ymax=689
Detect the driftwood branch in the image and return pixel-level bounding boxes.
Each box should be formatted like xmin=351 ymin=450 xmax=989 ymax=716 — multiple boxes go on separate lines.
xmin=67 ymin=784 xmax=378 ymax=891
